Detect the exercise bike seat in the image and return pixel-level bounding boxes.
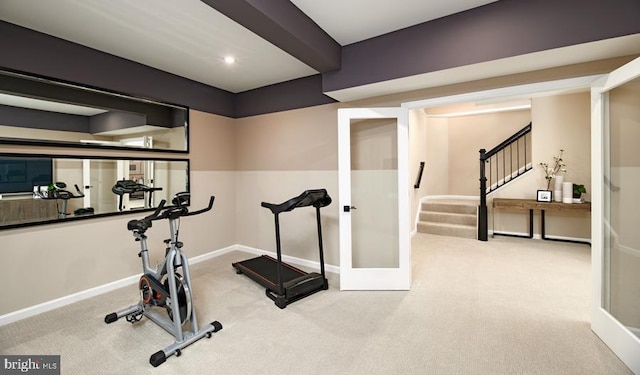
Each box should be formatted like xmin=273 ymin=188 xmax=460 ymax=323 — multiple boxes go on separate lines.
xmin=127 ymin=218 xmax=152 ymax=233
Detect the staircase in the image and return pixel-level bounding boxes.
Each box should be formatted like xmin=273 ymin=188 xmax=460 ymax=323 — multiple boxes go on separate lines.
xmin=417 ymin=200 xmax=477 ymax=239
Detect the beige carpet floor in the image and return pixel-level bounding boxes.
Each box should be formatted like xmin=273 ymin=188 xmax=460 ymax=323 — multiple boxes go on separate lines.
xmin=0 ymin=234 xmax=632 ymax=374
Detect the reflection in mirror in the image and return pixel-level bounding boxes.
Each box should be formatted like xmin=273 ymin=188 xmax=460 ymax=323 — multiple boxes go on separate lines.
xmin=0 ymin=69 xmax=189 ymax=152
xmin=0 ymin=154 xmax=189 ymax=228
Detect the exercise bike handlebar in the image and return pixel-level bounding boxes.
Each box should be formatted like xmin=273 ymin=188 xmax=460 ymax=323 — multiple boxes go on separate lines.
xmin=143 ymin=195 xmax=215 ymax=222
xmin=37 ymin=183 xmax=85 ymax=199
xmin=129 ymin=195 xmax=214 ymax=234
xmin=184 ymin=196 xmax=215 ymax=217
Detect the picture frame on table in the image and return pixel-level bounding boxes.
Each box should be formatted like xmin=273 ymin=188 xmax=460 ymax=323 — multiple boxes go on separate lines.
xmin=537 ymin=190 xmax=552 ymax=202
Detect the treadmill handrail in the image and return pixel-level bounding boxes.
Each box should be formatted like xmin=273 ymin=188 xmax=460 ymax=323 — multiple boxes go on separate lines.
xmin=261 ymin=189 xmax=332 ymax=214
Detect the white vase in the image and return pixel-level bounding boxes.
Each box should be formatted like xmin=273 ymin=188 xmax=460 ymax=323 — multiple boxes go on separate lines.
xmin=554 ymin=190 xmax=562 ymax=202
xmin=553 ymin=176 xmax=563 ymax=202
xmin=562 ymin=182 xmax=573 ymax=204
xmin=554 ymin=175 xmax=564 ymax=190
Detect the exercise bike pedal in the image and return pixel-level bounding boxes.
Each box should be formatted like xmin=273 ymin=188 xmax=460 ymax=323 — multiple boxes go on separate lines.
xmin=126 ymin=311 xmax=143 ymax=323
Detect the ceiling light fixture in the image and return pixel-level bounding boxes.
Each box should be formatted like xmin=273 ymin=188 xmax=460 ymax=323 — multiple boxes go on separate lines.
xmin=223 ymin=56 xmax=236 ymax=64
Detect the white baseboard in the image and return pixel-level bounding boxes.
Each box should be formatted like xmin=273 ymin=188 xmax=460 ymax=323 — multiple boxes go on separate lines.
xmin=492 ymin=230 xmax=590 ymax=244
xmin=235 ymin=244 xmax=340 ymax=274
xmin=542 ymin=234 xmax=591 ymax=244
xmin=0 ymin=273 xmax=144 ymax=328
xmin=0 ymin=244 xmax=338 ymax=327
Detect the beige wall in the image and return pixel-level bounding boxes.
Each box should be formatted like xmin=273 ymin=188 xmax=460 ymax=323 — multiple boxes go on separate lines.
xmin=447 ymin=110 xmax=532 ymax=196
xmin=234 ymin=104 xmax=340 ymax=171
xmin=409 ymin=109 xmax=430 ymax=231
xmin=424 ymin=117 xmax=449 ymax=196
xmin=2 ymin=58 xmax=632 ymax=317
xmin=233 ymin=104 xmax=341 ymax=265
xmin=189 ymin=111 xmax=236 ymax=171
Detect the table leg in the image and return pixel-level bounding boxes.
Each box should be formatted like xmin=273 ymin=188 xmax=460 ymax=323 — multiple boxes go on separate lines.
xmin=529 ymin=209 xmax=533 ymax=238
xmin=541 ymin=210 xmax=546 ymax=239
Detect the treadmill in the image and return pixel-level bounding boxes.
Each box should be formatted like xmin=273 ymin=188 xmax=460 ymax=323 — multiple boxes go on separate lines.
xmin=232 ymin=189 xmax=332 ymax=309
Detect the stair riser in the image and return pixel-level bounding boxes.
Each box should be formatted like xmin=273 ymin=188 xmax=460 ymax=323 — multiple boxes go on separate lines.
xmin=419 ymin=212 xmax=476 ymax=226
xmin=417 ymin=222 xmax=477 ymax=239
xmin=420 ymin=202 xmax=476 ymax=215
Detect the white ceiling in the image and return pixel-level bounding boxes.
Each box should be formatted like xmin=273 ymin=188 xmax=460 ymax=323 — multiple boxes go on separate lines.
xmin=290 ymin=0 xmax=498 ymax=45
xmin=0 ymin=0 xmax=638 ymax=102
xmin=0 ymin=0 xmax=497 ymax=94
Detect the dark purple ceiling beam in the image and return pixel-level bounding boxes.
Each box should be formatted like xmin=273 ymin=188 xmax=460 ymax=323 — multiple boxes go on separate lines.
xmin=200 ymin=0 xmax=341 ymax=72
xmin=235 ymin=75 xmax=336 ymax=118
xmin=323 ymin=0 xmax=640 ymax=92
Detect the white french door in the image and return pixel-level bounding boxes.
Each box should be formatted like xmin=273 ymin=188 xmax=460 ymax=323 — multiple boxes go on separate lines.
xmin=337 ymin=108 xmax=411 ymax=290
xmin=591 ymin=56 xmax=640 ymax=374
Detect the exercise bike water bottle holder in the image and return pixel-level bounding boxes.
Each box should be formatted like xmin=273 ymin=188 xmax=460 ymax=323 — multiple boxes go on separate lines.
xmin=104 ymin=193 xmax=223 ymax=367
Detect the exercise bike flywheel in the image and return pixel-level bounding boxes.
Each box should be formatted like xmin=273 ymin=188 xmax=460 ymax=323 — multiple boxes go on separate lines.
xmin=162 ymin=273 xmax=191 ymax=325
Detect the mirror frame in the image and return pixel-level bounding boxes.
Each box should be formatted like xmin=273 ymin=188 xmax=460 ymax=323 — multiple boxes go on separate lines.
xmin=0 ymin=68 xmax=189 ymax=153
xmin=0 ymin=152 xmax=190 ymax=230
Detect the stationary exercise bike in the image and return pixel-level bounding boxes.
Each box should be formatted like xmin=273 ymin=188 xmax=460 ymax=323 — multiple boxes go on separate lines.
xmin=35 ymin=182 xmax=89 ymax=218
xmin=104 ymin=192 xmax=222 ymax=367
xmin=112 ymin=179 xmax=163 ymax=211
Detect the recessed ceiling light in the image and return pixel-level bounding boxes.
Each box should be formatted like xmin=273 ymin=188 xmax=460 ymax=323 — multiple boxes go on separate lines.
xmin=223 ymin=56 xmax=236 ymax=64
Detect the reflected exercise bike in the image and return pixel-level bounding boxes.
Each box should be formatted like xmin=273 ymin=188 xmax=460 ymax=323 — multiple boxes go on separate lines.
xmin=35 ymin=182 xmax=92 ymax=218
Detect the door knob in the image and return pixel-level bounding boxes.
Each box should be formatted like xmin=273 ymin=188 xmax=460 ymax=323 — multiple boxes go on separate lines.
xmin=343 ymin=205 xmax=357 ymax=212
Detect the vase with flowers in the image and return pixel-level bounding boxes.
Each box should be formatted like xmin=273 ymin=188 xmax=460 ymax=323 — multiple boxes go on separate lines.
xmin=540 ymin=149 xmax=567 ymax=201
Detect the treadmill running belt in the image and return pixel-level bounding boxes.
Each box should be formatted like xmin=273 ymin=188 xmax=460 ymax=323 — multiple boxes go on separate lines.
xmin=235 ymin=255 xmax=305 ymax=289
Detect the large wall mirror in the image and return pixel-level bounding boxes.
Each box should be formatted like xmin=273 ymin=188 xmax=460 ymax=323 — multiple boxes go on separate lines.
xmin=0 ymin=69 xmax=188 ymax=152
xmin=0 ymin=153 xmax=189 ymax=229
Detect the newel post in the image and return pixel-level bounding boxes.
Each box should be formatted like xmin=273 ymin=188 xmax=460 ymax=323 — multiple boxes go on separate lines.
xmin=478 ymin=149 xmax=488 ymax=241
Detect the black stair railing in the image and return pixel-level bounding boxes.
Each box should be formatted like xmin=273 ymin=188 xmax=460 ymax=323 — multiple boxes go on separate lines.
xmin=414 ymin=161 xmax=425 ymax=189
xmin=478 ymin=122 xmax=532 ymax=241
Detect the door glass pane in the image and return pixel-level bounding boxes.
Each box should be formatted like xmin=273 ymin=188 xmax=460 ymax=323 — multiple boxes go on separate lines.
xmin=605 ymin=76 xmax=640 ymax=338
xmin=90 ymin=160 xmax=118 ymax=214
xmin=350 ymin=118 xmax=399 ymax=268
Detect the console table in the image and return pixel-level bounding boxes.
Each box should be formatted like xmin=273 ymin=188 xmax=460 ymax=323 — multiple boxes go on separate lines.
xmin=492 ymin=198 xmax=591 ymax=244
